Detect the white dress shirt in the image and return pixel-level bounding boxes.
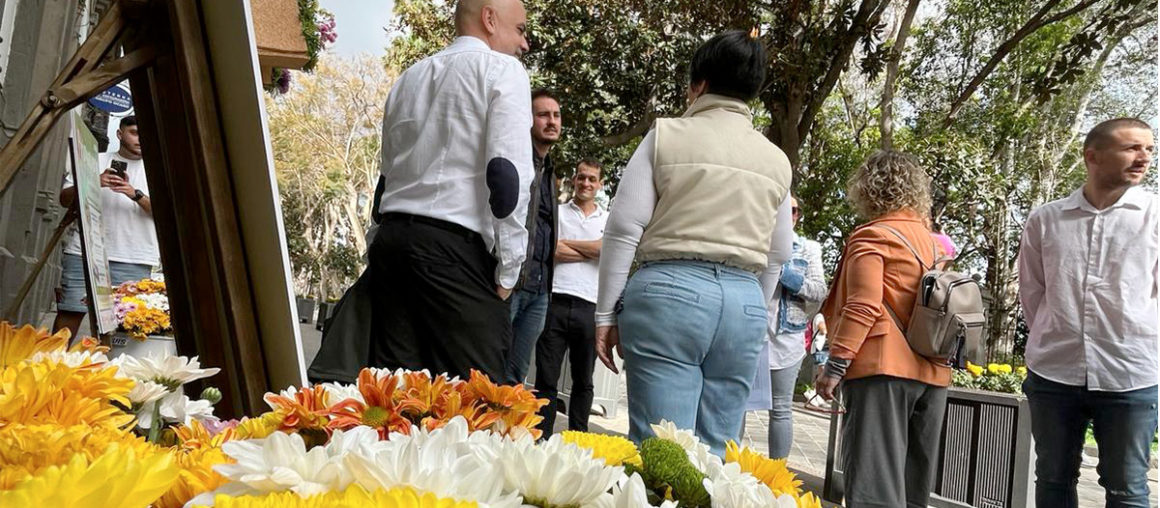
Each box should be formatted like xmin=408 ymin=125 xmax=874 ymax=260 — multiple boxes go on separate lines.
xmin=552 ymin=201 xmax=608 ymax=304
xmin=595 ymin=130 xmax=794 ymax=327
xmin=1019 ymin=185 xmax=1159 ymax=391
xmin=378 ymin=36 xmax=534 ymax=288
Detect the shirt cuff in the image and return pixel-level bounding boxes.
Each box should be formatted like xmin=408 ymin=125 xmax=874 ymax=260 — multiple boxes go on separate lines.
xmin=780 ymin=267 xmax=805 ymax=293
xmin=594 ymin=311 xmax=617 ymax=327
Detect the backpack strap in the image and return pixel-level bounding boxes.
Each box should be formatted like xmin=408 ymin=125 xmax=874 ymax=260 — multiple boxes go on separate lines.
xmin=869 ymin=224 xmax=936 ymax=335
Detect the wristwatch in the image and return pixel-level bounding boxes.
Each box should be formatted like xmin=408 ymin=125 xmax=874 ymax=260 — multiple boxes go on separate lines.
xmin=131 ymin=189 xmax=145 ymax=202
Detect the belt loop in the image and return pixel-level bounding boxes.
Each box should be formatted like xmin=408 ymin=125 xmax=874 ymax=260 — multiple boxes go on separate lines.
xmin=713 ymin=264 xmax=721 ymax=279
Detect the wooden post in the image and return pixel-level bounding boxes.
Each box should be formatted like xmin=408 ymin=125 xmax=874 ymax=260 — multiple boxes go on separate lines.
xmin=123 ymin=0 xmax=270 ymax=417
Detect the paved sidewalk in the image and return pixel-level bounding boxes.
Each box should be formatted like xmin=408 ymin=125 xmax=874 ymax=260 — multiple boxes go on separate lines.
xmin=299 ymin=323 xmax=1156 ymax=506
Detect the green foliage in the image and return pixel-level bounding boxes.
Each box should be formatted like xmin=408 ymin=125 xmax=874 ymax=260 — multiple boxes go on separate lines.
xmin=637 ymin=438 xmax=711 ymax=508
xmin=298 ymin=0 xmax=324 ymax=71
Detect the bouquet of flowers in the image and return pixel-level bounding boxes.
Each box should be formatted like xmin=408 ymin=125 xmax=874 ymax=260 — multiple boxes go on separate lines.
xmin=113 ymin=278 xmax=172 ymax=340
xmin=0 ymin=321 xmax=824 ymax=508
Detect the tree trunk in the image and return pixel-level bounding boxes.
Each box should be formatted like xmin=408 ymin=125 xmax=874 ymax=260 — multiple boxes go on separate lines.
xmin=879 ymin=0 xmax=922 ymax=149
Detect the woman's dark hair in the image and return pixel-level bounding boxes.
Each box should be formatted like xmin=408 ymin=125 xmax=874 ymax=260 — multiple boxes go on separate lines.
xmin=688 ymin=30 xmax=767 ymax=102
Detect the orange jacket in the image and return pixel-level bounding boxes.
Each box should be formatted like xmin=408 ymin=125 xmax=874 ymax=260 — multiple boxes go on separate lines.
xmin=820 ymin=210 xmax=952 ymax=386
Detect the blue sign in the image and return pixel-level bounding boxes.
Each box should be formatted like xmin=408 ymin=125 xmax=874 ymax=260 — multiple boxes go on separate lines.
xmin=88 ymin=83 xmax=132 ymax=114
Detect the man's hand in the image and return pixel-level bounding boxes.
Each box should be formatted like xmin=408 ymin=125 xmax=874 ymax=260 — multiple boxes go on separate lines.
xmin=814 ymin=367 xmax=841 ymax=401
xmin=496 ymin=286 xmax=512 ymax=301
xmin=110 ymin=182 xmax=137 ymax=199
xmin=99 ymin=169 xmax=126 ymax=189
xmin=596 ymin=325 xmax=623 ymax=374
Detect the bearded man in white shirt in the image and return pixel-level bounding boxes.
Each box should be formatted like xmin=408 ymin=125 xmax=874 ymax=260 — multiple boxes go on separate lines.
xmin=1018 ymin=117 xmax=1157 ymax=508
xmin=368 ymin=0 xmax=534 ymax=382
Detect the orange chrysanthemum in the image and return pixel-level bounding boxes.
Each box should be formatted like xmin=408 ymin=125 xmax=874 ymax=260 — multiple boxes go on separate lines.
xmin=328 ymin=369 xmax=421 ymax=438
xmin=264 ymin=385 xmax=331 ymax=432
xmin=461 ymin=370 xmax=548 ymax=439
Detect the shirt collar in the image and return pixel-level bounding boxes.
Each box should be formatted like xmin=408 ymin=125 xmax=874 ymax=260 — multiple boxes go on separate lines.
xmin=568 ymin=200 xmax=604 ymax=217
xmin=1061 ymin=185 xmax=1150 ymax=213
xmin=448 ymin=36 xmax=491 ymax=52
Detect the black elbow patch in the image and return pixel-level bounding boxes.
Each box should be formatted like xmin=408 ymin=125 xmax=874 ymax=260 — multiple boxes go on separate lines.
xmin=486 ymin=157 xmax=519 ymax=218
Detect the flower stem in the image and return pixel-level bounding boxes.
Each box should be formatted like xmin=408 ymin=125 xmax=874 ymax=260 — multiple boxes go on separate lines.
xmin=147 ymin=401 xmax=163 ymax=443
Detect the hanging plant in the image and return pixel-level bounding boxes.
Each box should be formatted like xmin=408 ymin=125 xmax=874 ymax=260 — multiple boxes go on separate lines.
xmin=267 ymin=1 xmax=336 ymax=94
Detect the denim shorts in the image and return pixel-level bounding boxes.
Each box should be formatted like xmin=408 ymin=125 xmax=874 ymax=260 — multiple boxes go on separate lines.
xmin=57 ymin=253 xmax=153 ymax=313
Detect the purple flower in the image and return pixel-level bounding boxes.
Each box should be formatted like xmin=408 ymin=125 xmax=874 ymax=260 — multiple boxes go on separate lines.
xmin=203 ymin=418 xmax=240 ymax=437
xmin=274 ymin=68 xmax=291 ymax=94
xmin=317 ymin=16 xmax=338 ymax=45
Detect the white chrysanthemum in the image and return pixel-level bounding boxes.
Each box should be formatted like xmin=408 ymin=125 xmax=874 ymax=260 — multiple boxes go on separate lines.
xmin=594 ymin=472 xmax=678 ymax=508
xmin=319 ymin=381 xmax=364 ymax=407
xmin=138 ymin=391 xmax=216 ymax=429
xmin=650 ymin=420 xmax=722 ymax=472
xmin=499 ymin=433 xmax=622 ymax=508
xmin=111 ymin=352 xmax=220 ymax=389
xmin=135 ymin=292 xmax=170 ymax=311
xmin=29 ymin=349 xmax=110 ymax=367
xmin=186 ymin=428 xmax=366 ymax=506
xmin=126 ymin=379 xmax=169 ymax=405
xmin=702 ymin=462 xmax=779 ymax=508
xmin=345 ymin=417 xmax=520 ymax=508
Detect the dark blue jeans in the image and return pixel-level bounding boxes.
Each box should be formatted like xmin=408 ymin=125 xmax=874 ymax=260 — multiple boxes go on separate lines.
xmin=1024 ymin=371 xmax=1158 ymax=508
xmin=503 ymin=289 xmax=549 ymax=385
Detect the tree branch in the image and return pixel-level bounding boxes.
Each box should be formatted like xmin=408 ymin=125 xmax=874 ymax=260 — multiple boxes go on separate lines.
xmin=944 ymin=0 xmax=1100 ymax=125
xmin=797 ymin=0 xmax=890 ymax=142
xmin=602 ymin=109 xmax=656 ymax=146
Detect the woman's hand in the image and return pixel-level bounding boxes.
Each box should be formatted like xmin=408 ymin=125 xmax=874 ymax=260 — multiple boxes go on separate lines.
xmin=596 ymin=325 xmax=622 ymax=374
xmin=814 ymin=366 xmax=841 ymax=401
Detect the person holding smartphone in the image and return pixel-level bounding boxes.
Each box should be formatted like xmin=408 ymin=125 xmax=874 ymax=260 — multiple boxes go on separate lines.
xmin=54 ymin=115 xmax=158 ymax=340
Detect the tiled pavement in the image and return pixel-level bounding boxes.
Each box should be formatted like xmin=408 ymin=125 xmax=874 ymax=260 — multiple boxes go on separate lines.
xmin=300 ymin=323 xmax=1156 ymax=506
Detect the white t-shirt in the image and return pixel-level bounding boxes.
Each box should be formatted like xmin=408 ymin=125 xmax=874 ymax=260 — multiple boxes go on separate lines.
xmin=63 ymin=152 xmax=160 ymax=267
xmin=552 ymin=201 xmax=608 ymax=304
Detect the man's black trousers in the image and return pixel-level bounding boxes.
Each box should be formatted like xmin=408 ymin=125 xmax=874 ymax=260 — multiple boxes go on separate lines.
xmin=534 ymin=293 xmax=598 ymax=437
xmin=368 ymin=213 xmax=511 ymax=382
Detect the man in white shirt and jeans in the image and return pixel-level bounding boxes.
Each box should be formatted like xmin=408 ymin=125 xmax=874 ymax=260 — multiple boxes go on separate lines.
xmin=369 ymin=0 xmax=533 ymax=381
xmin=55 ymin=116 xmax=157 ymax=340
xmin=533 ymin=159 xmax=607 ymax=437
xmin=1019 ymin=117 xmax=1157 ymax=508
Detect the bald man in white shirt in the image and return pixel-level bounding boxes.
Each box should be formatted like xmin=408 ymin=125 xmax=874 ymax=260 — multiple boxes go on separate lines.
xmin=1018 ymin=117 xmax=1158 ymax=508
xmin=368 ymin=0 xmax=534 ymax=381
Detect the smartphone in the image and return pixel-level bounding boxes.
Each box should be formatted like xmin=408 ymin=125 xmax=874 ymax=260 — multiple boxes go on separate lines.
xmin=110 ymin=160 xmax=128 ymax=181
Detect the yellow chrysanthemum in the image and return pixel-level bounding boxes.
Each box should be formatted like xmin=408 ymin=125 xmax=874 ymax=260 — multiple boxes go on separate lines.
xmin=235 ymin=411 xmax=283 ymax=439
xmin=966 ymin=362 xmax=984 ymax=377
xmin=0 ymin=359 xmax=134 ymax=428
xmin=0 ymin=444 xmax=178 ymax=508
xmin=0 ymin=321 xmax=69 ymax=368
xmin=725 ymin=441 xmax=803 ymax=496
xmin=155 ymin=445 xmax=233 ymax=508
xmin=561 ymin=430 xmax=643 ymax=468
xmin=1016 ymin=366 xmax=1027 ymax=378
xmin=121 ymin=306 xmax=171 ymax=340
xmin=199 ymin=486 xmax=478 ymax=508
xmin=796 ymin=491 xmax=824 ymax=507
xmin=0 ymin=424 xmax=158 ymax=489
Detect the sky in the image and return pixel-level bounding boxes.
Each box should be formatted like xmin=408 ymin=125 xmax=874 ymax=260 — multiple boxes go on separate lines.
xmin=321 ymin=0 xmax=396 ymax=57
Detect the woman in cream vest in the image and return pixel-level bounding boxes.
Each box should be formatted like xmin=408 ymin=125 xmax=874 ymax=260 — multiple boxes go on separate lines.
xmin=594 ymin=30 xmax=794 ymax=456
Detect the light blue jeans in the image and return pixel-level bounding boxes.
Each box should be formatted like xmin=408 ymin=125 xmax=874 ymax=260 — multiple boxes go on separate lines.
xmin=620 ymin=261 xmax=767 ymax=456
xmin=768 ymin=363 xmax=802 ymax=459
xmin=503 ymin=289 xmax=549 ymax=385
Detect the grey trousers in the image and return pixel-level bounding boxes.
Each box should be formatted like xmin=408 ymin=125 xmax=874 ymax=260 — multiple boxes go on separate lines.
xmin=841 ymin=375 xmax=947 ymax=508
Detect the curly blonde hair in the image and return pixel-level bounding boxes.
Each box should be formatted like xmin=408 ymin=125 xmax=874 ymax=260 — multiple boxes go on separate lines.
xmin=847 ymin=150 xmax=933 ymax=220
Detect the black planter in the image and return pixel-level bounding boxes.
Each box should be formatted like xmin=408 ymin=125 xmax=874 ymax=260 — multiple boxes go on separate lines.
xmin=296 ymin=297 xmax=317 ymax=324
xmin=824 ymin=387 xmax=1034 ymax=508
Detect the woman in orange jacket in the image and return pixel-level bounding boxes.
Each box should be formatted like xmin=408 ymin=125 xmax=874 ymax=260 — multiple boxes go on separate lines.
xmin=815 ymin=150 xmax=951 ymax=508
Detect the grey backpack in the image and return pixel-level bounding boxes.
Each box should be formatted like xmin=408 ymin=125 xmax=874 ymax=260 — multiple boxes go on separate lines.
xmin=876 ymin=226 xmax=985 ymax=368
